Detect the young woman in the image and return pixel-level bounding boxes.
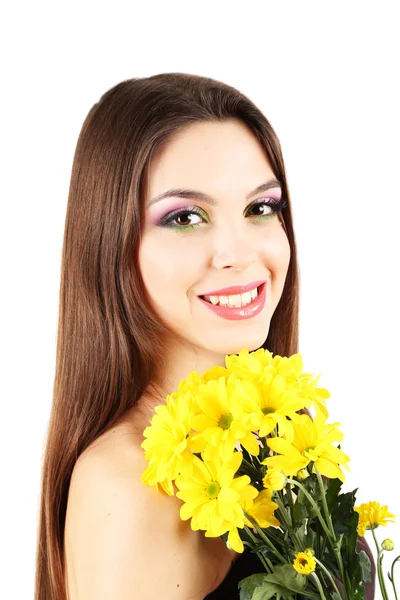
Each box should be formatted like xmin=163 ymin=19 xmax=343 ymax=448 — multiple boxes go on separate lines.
xmin=34 ymin=72 xmax=375 ymax=599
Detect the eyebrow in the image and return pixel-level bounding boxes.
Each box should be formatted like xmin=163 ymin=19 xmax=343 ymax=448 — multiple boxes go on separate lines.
xmin=146 ymin=178 xmax=282 ymax=209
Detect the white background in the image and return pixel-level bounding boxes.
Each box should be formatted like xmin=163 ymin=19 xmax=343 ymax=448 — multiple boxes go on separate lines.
xmin=1 ymin=2 xmax=399 ymax=598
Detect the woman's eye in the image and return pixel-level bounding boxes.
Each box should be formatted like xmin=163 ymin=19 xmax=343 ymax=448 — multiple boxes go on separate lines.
xmin=158 ymin=198 xmax=287 ymax=231
xmin=247 ymin=202 xmax=273 ymax=217
xmin=158 ymin=207 xmax=207 ymax=230
xmin=246 ymin=198 xmax=287 ymax=220
xmin=173 ymin=212 xmax=204 ymax=227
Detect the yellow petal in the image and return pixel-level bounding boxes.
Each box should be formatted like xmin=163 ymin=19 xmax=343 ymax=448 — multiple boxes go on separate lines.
xmin=240 ymin=432 xmax=260 ymax=456
xmin=314 ymin=457 xmax=346 ymax=482
xmin=227 ymin=527 xmax=244 ymax=553
xmin=267 ymin=436 xmax=297 ymax=456
xmin=219 ymin=486 xmax=241 ymax=504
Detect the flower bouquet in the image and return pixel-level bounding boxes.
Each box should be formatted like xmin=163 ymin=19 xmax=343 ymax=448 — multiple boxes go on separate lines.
xmin=141 ymin=348 xmax=398 ymax=599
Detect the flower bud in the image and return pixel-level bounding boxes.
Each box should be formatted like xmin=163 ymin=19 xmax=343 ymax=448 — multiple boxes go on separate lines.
xmin=381 ymin=538 xmax=395 ymax=551
xmin=263 ymin=469 xmax=286 ymax=491
xmin=297 ymin=468 xmax=309 ymax=481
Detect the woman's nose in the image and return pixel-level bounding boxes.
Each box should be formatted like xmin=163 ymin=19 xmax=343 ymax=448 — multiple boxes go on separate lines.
xmin=211 ymin=228 xmax=257 ymax=271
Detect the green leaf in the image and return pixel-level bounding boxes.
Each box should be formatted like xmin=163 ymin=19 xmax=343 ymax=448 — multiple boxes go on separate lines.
xmin=238 ymin=573 xmax=267 ymax=600
xmin=329 ymin=487 xmax=372 ymax=597
xmin=252 ymin=587 xmax=294 ymax=600
xmin=325 ymin=477 xmax=342 ymax=511
xmin=303 ymin=474 xmax=320 ymax=500
xmin=293 ymin=500 xmax=308 ymax=524
xmin=359 ymin=549 xmax=372 ymax=584
xmin=332 ymin=489 xmax=358 ymax=537
xmin=262 ymin=564 xmax=307 ymax=593
xmin=239 ymin=565 xmax=307 ymax=600
xmin=345 ymin=510 xmax=359 ymax=571
xmin=295 ymin=524 xmax=316 ymax=551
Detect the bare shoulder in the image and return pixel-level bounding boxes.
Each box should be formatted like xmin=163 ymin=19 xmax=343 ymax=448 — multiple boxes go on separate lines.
xmin=64 ymin=422 xmax=224 ymax=600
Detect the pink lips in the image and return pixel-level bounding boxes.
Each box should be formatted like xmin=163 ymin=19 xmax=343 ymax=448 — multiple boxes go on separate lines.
xmin=199 ymin=280 xmax=267 ymax=297
xmin=198 ymin=282 xmax=267 ymax=321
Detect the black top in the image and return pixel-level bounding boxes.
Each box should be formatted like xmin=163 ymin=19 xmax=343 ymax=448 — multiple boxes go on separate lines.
xmin=204 ymin=548 xmax=264 ymax=599
xmin=204 ymin=539 xmax=375 ymax=599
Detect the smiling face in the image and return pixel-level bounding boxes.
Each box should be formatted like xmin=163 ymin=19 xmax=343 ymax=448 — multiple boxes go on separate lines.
xmin=138 ymin=119 xmax=291 ymax=362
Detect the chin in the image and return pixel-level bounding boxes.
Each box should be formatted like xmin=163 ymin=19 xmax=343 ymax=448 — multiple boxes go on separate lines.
xmin=204 ymin=329 xmax=270 ymax=358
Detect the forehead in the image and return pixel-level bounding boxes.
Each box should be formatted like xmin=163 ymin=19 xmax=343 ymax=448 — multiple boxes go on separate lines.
xmin=145 ymin=119 xmax=276 ymax=198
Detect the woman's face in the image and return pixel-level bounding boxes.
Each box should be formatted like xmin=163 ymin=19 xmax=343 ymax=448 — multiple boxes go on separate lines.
xmin=138 ymin=119 xmax=291 ymax=358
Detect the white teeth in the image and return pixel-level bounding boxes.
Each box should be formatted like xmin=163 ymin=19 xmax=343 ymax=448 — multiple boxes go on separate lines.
xmin=203 ymin=287 xmax=259 ymax=308
xmin=228 ymin=294 xmax=242 ymax=307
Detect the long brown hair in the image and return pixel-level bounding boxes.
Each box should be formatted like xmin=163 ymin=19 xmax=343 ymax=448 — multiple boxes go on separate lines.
xmin=34 ymin=72 xmax=300 ymax=599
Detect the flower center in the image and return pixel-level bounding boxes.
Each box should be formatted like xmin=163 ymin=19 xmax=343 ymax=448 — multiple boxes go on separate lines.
xmin=302 ymin=447 xmax=319 ymax=461
xmin=206 ymin=481 xmax=221 ymax=499
xmin=218 ymin=413 xmax=233 ymax=429
xmin=262 ymin=407 xmax=275 ymax=415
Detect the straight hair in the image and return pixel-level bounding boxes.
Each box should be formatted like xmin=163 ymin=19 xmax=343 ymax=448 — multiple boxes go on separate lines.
xmin=34 ymin=72 xmax=300 ymax=599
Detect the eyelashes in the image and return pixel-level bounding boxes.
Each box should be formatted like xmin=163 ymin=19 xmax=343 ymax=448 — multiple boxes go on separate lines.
xmin=157 ymin=198 xmax=288 ymax=231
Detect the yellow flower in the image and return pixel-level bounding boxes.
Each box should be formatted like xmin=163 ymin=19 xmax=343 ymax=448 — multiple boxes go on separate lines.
xmin=244 ymin=489 xmax=280 ymax=529
xmin=293 ymin=550 xmax=316 ymax=575
xmin=175 ymin=371 xmax=204 ymax=413
xmin=263 ymin=469 xmax=287 ymax=491
xmin=141 ymin=391 xmax=195 ymax=494
xmin=143 ymin=465 xmax=175 ymax=496
xmin=297 ymin=372 xmax=330 ymax=418
xmin=226 ymin=348 xmax=332 ymax=419
xmin=225 ymin=347 xmax=276 ymax=379
xmin=225 ymin=349 xmax=323 ymax=441
xmin=201 ymin=365 xmax=229 ymax=383
xmin=226 ymin=348 xmax=306 ymax=384
xmin=175 ymin=451 xmax=258 ymax=553
xmin=240 ymin=375 xmax=309 ymax=441
xmin=354 ymin=501 xmax=396 ymax=536
xmin=263 ymin=411 xmax=350 ymax=482
xmin=190 ymin=375 xmax=260 ymax=461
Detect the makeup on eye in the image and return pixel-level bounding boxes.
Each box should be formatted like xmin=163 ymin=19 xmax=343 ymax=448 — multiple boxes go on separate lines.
xmin=147 ymin=183 xmax=283 ymax=224
xmin=155 ymin=196 xmax=288 ymax=231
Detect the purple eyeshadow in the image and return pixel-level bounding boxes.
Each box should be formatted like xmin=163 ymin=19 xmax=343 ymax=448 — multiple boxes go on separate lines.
xmin=149 ymin=201 xmax=193 ymax=226
xmin=147 ymin=187 xmax=283 ymax=226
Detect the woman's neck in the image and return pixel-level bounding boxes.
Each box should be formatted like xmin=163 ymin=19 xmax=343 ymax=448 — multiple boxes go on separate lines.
xmin=138 ymin=338 xmax=227 ymax=419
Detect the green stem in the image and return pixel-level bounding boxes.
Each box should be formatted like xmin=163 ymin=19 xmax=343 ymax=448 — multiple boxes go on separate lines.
xmin=243 ymin=525 xmax=273 ymax=573
xmin=241 ymin=457 xmax=262 ymax=480
xmin=315 ymin=469 xmax=335 ymax=539
xmin=285 ymin=482 xmax=295 ymax=523
xmin=389 ymin=555 xmax=400 ymax=600
xmin=314 ymin=556 xmax=344 ymax=599
xmin=297 ymin=588 xmax=321 ymax=599
xmin=263 ymin=526 xmax=286 ymax=547
xmin=316 ymin=519 xmax=322 ymax=558
xmin=275 ymin=493 xmax=292 ymax=530
xmin=314 ymin=469 xmax=349 ymax=599
xmin=310 ymin=572 xmax=328 ymax=600
xmin=244 ymin=512 xmax=287 ymax=563
xmin=287 ymin=478 xmax=334 ymax=543
xmin=274 ymin=493 xmax=303 ymax=551
xmin=371 ymin=528 xmax=390 ymax=600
